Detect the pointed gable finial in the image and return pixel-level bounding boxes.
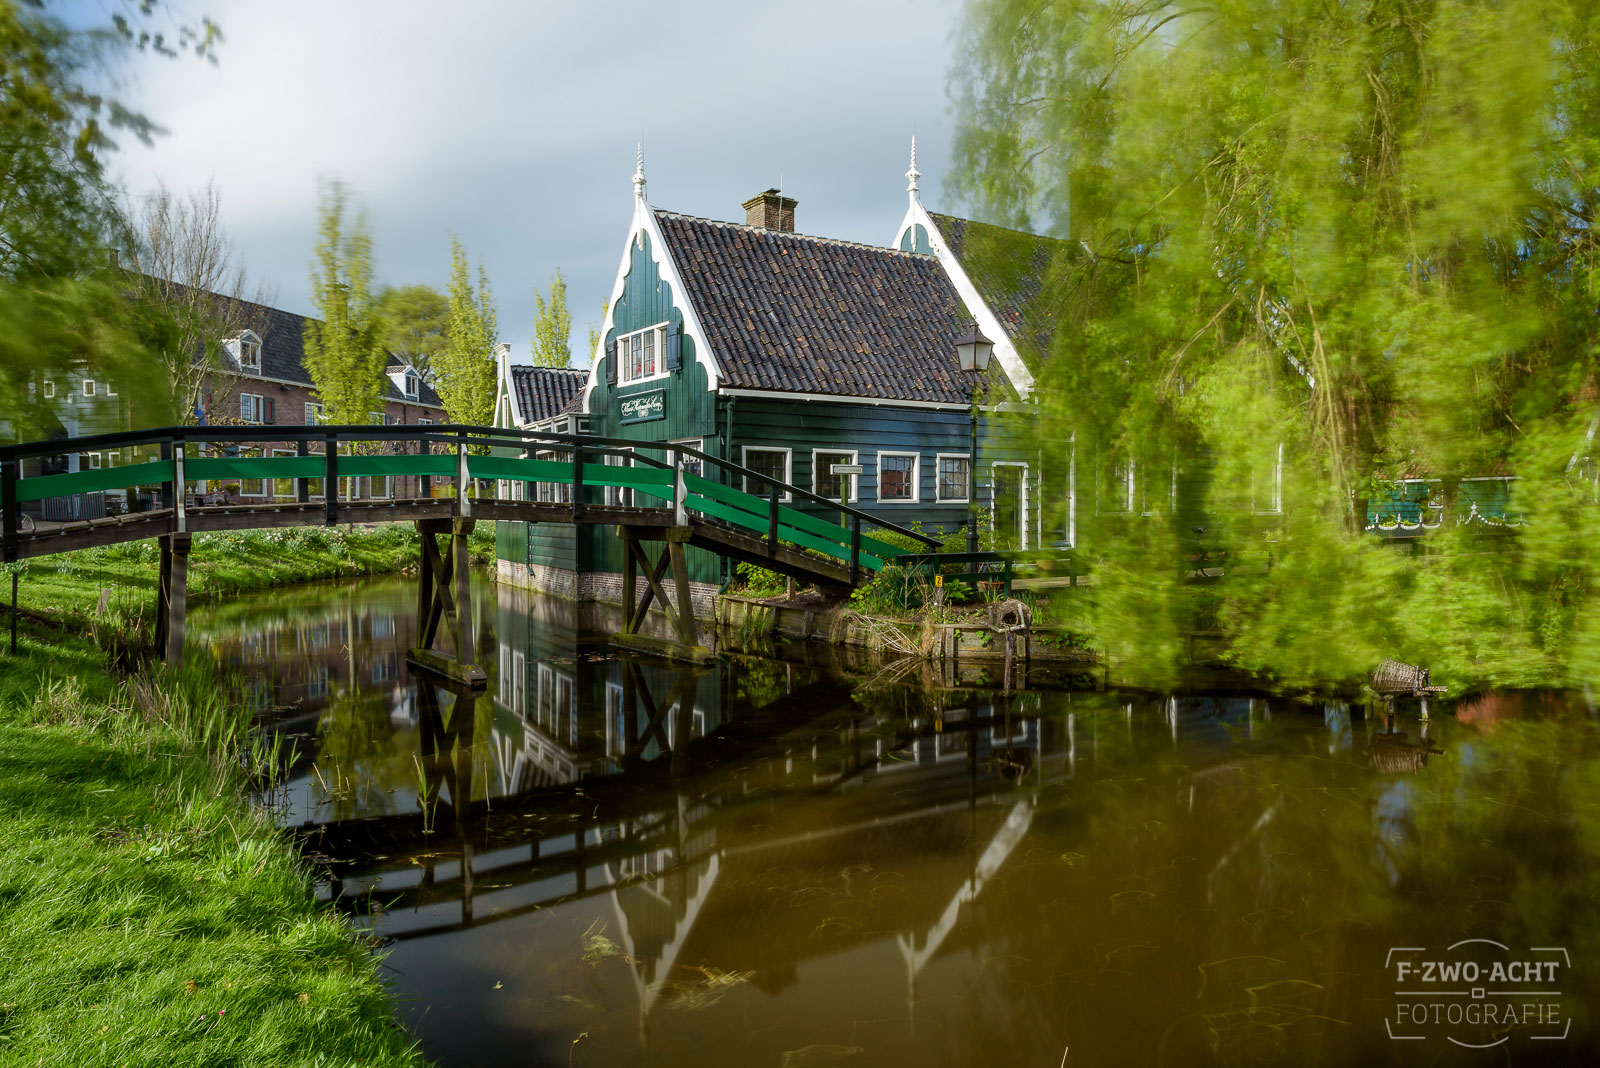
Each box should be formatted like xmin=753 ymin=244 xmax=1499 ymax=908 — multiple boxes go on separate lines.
xmin=633 ymin=143 xmax=647 ymax=201
xmin=906 ymin=135 xmax=921 ymax=200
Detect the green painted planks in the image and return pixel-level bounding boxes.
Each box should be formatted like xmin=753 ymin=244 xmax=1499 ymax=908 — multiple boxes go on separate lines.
xmin=339 ymin=454 xmax=458 ymax=477
xmin=682 ymin=494 xmax=886 ymax=571
xmin=466 ymin=455 xmax=570 ymax=482
xmin=187 ymin=456 xmax=324 ymax=480
xmin=16 ymin=460 xmax=175 ymax=502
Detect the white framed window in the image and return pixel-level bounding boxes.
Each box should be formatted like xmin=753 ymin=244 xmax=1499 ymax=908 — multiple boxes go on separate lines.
xmin=238 ymin=447 xmax=267 ymax=497
xmin=81 ymin=379 xmax=96 ymax=397
xmin=418 ymin=417 xmax=433 ymax=425
xmin=812 ymin=449 xmax=858 ymax=503
xmin=368 ymin=411 xmax=387 ymax=425
xmin=87 ymin=452 xmax=102 ymax=470
xmin=272 ymin=449 xmax=297 ymax=499
xmin=239 ymin=393 xmax=265 ymax=425
xmin=604 ymin=448 xmax=633 ymax=507
xmin=1102 ymin=457 xmax=1135 ymax=514
xmin=369 ymin=473 xmax=392 ymax=499
xmin=618 ymin=323 xmax=669 ymax=385
xmin=935 ymin=454 xmax=970 ymax=503
xmin=535 ymin=449 xmax=571 ymax=503
xmin=671 ymin=438 xmax=704 ymax=479
xmin=403 ymin=369 xmax=419 ymax=398
xmin=876 ymin=451 xmax=920 ymax=503
xmin=303 ymin=401 xmax=325 ymax=424
xmin=42 ymin=380 xmax=54 ymax=398
xmin=742 ymin=446 xmax=792 ymax=501
xmin=236 ymin=332 xmax=262 ymax=372
xmin=105 ymin=382 xmax=116 ymax=397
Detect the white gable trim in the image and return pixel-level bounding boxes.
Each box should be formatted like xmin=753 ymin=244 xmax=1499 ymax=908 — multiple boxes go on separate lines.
xmin=895 ymin=201 xmax=1036 ymax=399
xmin=579 ymin=197 xmax=722 ymax=413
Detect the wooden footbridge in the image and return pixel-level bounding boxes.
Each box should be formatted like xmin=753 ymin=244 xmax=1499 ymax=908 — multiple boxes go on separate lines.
xmin=0 ymin=424 xmax=934 ymax=675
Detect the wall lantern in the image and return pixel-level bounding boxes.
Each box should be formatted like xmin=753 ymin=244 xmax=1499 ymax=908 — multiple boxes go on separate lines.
xmin=954 ymin=320 xmax=994 ymax=372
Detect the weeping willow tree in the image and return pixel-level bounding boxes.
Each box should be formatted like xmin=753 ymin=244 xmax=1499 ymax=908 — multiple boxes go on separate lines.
xmin=951 ymin=0 xmax=1600 ymax=690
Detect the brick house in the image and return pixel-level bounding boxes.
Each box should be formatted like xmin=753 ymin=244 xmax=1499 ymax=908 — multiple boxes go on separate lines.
xmin=194 ymin=296 xmax=448 ymax=503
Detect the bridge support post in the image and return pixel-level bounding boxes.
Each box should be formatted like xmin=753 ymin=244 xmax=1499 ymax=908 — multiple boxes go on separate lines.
xmin=409 ymin=516 xmax=486 ymax=690
xmin=154 ymin=532 xmax=191 ymax=666
xmin=610 ymin=525 xmax=713 ymax=664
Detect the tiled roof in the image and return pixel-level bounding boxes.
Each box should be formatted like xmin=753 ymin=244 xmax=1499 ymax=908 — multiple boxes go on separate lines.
xmin=164 ymin=283 xmax=443 ymax=409
xmin=510 ymin=365 xmax=587 ymax=424
xmin=654 ymin=210 xmax=983 ymax=404
xmin=928 ymin=212 xmax=1064 ymax=364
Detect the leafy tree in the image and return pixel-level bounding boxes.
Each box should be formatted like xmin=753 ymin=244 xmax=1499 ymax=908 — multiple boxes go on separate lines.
xmin=529 ymin=269 xmax=571 ymax=368
xmin=375 ymin=283 xmax=447 ymax=382
xmin=951 ymin=0 xmax=1600 ymax=689
xmin=0 ymin=0 xmax=220 ymax=438
xmin=436 ymin=236 xmax=497 ymax=426
xmin=303 ymin=180 xmax=387 ymax=426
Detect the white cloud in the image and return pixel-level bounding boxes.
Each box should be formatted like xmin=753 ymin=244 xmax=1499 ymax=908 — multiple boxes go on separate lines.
xmin=106 ymin=0 xmax=960 ymax=362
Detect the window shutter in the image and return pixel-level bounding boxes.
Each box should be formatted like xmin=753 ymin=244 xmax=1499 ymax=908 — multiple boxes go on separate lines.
xmin=666 ymin=324 xmax=682 ymax=373
xmin=604 ymin=339 xmax=618 ymax=386
xmin=264 ymin=397 xmax=275 ymax=423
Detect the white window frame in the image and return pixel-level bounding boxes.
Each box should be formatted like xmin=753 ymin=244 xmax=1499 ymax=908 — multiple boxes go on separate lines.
xmin=368 ymin=411 xmax=387 ymax=426
xmin=617 ymin=322 xmax=670 ymax=386
xmin=239 ymin=393 xmax=264 ymax=425
xmin=236 ymin=332 xmax=262 ymax=372
xmin=238 ymin=447 xmax=267 ymax=498
xmin=81 ymin=379 xmax=96 ymax=397
xmin=535 ymin=449 xmax=571 ymax=504
xmin=811 ymin=448 xmax=859 ymax=504
xmin=272 ymin=448 xmax=297 ymax=499
xmin=671 ymin=438 xmax=704 ymax=480
xmin=304 ymin=401 xmax=325 ymax=424
xmin=992 ymin=461 xmax=1031 ymax=550
xmin=876 ymin=451 xmax=921 ymax=504
xmin=418 ymin=417 xmax=433 ymax=425
xmin=104 ymin=382 xmax=116 ymax=397
xmin=87 ymin=452 xmax=102 ymax=470
xmin=403 ymin=369 xmax=419 ymax=399
xmin=934 ymin=453 xmax=971 ymax=504
xmin=741 ymin=446 xmax=792 ymax=501
xmin=604 ymin=448 xmax=633 ymax=507
xmin=42 ymin=380 xmax=54 ymax=398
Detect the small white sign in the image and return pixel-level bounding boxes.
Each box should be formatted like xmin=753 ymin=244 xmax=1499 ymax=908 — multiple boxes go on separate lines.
xmin=830 ymin=464 xmax=864 ymax=475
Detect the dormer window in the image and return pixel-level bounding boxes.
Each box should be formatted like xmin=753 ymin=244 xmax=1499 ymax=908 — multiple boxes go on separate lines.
xmin=233 ymin=331 xmax=262 ymax=372
xmin=404 ymin=369 xmax=419 ymax=399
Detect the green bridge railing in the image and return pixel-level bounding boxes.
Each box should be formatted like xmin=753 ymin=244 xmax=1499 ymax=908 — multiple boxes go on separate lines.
xmin=0 ymin=424 xmax=937 ymax=578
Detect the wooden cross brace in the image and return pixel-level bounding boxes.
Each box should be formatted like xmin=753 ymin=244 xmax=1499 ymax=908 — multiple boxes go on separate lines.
xmin=618 ymin=525 xmax=697 ymax=648
xmin=415 ymin=517 xmax=476 ymax=670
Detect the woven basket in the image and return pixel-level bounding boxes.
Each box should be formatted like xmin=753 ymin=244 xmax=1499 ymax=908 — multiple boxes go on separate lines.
xmin=1372 ymin=658 xmax=1430 ymax=695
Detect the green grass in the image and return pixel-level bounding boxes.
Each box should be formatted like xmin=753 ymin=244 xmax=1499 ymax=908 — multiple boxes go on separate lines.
xmin=0 ymin=524 xmax=473 ymax=1065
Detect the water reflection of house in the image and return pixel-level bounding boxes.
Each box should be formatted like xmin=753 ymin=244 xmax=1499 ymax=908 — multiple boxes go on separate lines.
xmin=204 ymin=589 xmax=417 ymax=715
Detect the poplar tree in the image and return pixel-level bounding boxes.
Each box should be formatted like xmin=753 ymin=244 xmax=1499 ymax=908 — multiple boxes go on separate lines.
xmin=302 ymin=180 xmax=388 ymax=426
xmin=529 ymin=270 xmax=572 ymax=368
xmin=436 ymin=237 xmax=498 ymax=426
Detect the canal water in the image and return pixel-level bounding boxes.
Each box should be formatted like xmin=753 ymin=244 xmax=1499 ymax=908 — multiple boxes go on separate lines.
xmin=195 ymin=576 xmax=1600 ymax=1066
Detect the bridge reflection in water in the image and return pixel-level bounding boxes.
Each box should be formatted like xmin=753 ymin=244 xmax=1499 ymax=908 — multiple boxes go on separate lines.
xmin=196 ymin=579 xmax=1600 ymax=1067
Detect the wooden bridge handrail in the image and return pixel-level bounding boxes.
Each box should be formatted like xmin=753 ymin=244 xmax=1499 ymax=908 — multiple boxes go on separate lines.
xmin=0 ymin=423 xmax=938 ymax=551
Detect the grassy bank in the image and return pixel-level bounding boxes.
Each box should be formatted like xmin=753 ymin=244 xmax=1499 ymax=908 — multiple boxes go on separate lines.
xmin=8 ymin=522 xmax=494 ymax=638
xmin=0 ymin=524 xmax=482 ymax=1065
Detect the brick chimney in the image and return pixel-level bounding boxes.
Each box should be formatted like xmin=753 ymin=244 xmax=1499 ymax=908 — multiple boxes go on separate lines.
xmin=742 ymin=189 xmax=797 ymax=232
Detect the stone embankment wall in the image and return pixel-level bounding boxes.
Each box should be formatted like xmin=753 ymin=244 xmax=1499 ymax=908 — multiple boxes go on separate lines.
xmin=716 ymin=594 xmax=1097 ymax=666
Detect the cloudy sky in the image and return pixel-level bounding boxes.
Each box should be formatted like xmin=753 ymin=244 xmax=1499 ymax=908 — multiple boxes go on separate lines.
xmin=102 ymin=0 xmax=968 ymax=367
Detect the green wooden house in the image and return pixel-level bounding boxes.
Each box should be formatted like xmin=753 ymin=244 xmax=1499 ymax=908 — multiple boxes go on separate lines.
xmin=494 ymin=147 xmax=1065 ymax=607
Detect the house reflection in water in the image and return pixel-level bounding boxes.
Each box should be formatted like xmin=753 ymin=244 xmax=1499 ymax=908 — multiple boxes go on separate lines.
xmin=203 ymin=576 xmax=1599 ymax=1068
